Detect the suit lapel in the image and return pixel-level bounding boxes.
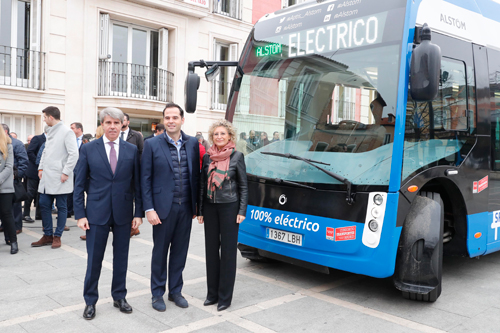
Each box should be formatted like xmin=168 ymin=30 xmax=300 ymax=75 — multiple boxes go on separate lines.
xmin=158 ymin=137 xmax=174 ymax=172
xmin=96 ymin=138 xmax=114 ymax=176
xmin=114 ymin=139 xmax=127 ymax=177
xmin=127 ymin=130 xmax=133 ymax=142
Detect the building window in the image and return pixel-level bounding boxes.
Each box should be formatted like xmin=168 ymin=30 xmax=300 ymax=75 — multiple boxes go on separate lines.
xmin=213 ymin=0 xmax=241 ymax=20
xmin=211 ymin=41 xmax=238 ymax=110
xmin=282 ymin=0 xmax=306 ymax=8
xmin=1 ymin=114 xmax=35 ymax=143
xmin=98 ymin=14 xmax=173 ymax=102
xmin=0 ymin=0 xmax=44 ymax=89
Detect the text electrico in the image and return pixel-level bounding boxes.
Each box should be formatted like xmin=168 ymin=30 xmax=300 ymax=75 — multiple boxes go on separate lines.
xmin=288 ymin=16 xmax=380 ymax=57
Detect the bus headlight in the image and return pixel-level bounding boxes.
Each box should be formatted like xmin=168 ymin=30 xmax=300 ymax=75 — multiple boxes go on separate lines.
xmin=373 ymin=194 xmax=383 ymax=206
xmin=368 ymin=220 xmax=379 ymax=232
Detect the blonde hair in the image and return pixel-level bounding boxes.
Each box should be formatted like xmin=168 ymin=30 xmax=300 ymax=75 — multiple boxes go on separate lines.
xmin=0 ymin=128 xmax=11 ymax=159
xmin=95 ymin=125 xmax=104 ymax=139
xmin=207 ymin=119 xmax=237 ymax=145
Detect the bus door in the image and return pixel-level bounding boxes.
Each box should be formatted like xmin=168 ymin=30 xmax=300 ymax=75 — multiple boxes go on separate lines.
xmin=486 ymin=47 xmax=500 ymax=254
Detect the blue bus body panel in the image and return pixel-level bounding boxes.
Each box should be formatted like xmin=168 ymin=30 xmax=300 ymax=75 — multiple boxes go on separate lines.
xmin=239 ymin=193 xmax=402 ymax=278
xmin=467 ymin=212 xmax=488 ymax=257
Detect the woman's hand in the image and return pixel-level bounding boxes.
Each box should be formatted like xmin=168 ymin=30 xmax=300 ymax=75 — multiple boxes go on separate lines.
xmin=236 ymin=214 xmax=245 ymax=224
xmin=197 ymin=216 xmax=204 ymax=224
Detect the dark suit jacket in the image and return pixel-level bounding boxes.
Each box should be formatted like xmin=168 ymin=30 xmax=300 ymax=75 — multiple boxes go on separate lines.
xmin=11 ymin=136 xmax=28 ymax=179
xmin=26 ymin=134 xmax=46 ymax=179
xmin=144 ymin=134 xmax=154 ymax=141
xmin=141 ymin=132 xmax=200 ymax=219
xmin=125 ymin=129 xmax=144 ymax=158
xmin=74 ymin=137 xmax=142 ymax=225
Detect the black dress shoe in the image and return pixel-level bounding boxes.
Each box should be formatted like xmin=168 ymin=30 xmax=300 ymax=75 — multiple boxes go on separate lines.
xmin=10 ymin=242 xmax=18 ymax=254
xmin=204 ymin=299 xmax=217 ymax=306
xmin=23 ymin=216 xmax=35 ymax=223
xmin=217 ymin=304 xmax=230 ymax=312
xmin=113 ymin=299 xmax=132 ymax=313
xmin=83 ymin=304 xmax=96 ymax=320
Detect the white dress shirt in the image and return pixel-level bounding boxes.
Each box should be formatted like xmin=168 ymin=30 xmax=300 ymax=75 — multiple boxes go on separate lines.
xmin=120 ymin=128 xmax=130 ymax=142
xmin=103 ymin=135 xmax=120 ymax=162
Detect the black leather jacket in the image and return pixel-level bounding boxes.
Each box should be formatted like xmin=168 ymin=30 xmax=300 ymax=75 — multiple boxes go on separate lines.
xmin=198 ymin=150 xmax=248 ymax=216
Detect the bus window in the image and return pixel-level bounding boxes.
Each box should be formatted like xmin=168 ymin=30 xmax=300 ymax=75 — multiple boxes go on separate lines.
xmin=403 ymin=57 xmax=476 ymax=182
xmin=489 ymin=49 xmax=500 ymax=171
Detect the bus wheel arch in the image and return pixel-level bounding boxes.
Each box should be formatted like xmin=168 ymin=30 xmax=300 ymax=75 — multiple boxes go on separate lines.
xmin=393 ymin=191 xmax=444 ymax=302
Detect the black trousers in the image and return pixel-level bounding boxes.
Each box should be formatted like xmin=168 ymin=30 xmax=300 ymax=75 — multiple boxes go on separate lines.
xmin=203 ymin=201 xmax=239 ymax=306
xmin=83 ymin=214 xmax=132 ymax=305
xmin=151 ymin=202 xmax=192 ymax=298
xmin=23 ymin=178 xmax=40 ymax=218
xmin=0 ymin=193 xmax=16 ymax=243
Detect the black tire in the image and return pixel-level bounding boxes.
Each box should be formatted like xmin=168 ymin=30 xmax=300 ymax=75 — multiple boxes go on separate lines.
xmin=396 ymin=191 xmax=444 ymax=302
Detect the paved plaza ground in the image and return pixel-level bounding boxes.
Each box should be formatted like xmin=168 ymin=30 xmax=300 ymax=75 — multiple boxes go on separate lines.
xmin=1 ymin=214 xmax=500 ymax=332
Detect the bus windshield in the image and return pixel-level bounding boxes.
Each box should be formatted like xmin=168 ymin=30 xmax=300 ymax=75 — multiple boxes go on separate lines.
xmin=227 ymin=0 xmax=406 ymax=186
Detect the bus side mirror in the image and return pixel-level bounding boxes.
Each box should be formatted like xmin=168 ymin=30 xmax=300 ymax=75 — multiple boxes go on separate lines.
xmin=185 ymin=71 xmax=200 ymax=113
xmin=410 ymin=24 xmax=441 ymax=101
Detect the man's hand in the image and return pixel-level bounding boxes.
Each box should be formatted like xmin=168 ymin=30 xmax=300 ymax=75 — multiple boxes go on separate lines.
xmin=197 ymin=216 xmax=204 ymax=224
xmin=236 ymin=214 xmax=245 ymax=224
xmin=146 ymin=210 xmax=161 ymax=225
xmin=61 ymin=173 xmax=69 ymax=183
xmin=132 ymin=217 xmax=143 ymax=229
xmin=38 ymin=170 xmax=43 ymax=179
xmin=77 ymin=218 xmax=90 ymax=231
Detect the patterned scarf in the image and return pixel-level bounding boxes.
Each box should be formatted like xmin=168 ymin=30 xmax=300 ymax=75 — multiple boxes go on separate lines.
xmin=207 ymin=141 xmax=236 ymax=199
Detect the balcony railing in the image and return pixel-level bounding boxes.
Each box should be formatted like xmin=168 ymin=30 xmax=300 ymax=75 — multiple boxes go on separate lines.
xmin=213 ymin=0 xmax=241 ymax=20
xmin=98 ymin=60 xmax=174 ymax=102
xmin=0 ymin=46 xmax=45 ymax=90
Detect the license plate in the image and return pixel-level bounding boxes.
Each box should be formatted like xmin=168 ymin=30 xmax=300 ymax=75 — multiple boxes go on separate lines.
xmin=266 ymin=228 xmax=302 ymax=246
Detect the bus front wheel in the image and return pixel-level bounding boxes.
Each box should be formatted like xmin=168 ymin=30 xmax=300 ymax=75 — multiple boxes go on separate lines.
xmin=393 ymin=191 xmax=444 ymax=302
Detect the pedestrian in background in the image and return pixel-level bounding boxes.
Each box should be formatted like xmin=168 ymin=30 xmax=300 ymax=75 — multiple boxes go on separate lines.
xmin=196 ymin=132 xmax=210 ymax=152
xmin=144 ymin=123 xmax=165 ymax=141
xmin=75 ymin=107 xmax=142 ymax=320
xmin=1 ymin=124 xmax=28 ymax=241
xmin=142 ymin=102 xmax=200 ymax=312
xmin=197 ymin=119 xmax=248 ymax=312
xmin=95 ymin=125 xmax=104 ymax=139
xmin=31 ymin=106 xmax=79 ymax=249
xmin=24 ymin=129 xmax=46 ymax=222
xmin=0 ymin=128 xmax=18 ymax=254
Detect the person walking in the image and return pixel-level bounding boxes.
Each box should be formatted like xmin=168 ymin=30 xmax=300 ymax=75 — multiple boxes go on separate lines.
xmin=141 ymin=102 xmax=200 ymax=312
xmin=197 ymin=119 xmax=248 ymax=312
xmin=31 ymin=106 xmax=79 ymax=249
xmin=24 ymin=130 xmax=46 ymax=222
xmin=0 ymin=128 xmax=19 ymax=254
xmin=67 ymin=122 xmax=85 ymax=218
xmin=75 ymin=107 xmax=142 ymax=320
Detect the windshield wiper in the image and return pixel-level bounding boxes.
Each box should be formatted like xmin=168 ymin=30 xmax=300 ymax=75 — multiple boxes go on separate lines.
xmin=253 ymin=174 xmax=316 ymax=190
xmin=261 ymin=152 xmax=356 ymax=205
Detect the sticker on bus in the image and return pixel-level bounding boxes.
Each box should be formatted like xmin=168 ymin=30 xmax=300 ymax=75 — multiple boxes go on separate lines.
xmin=326 ymin=227 xmax=335 ymax=241
xmin=473 ymin=176 xmax=488 ymax=194
xmin=335 ymin=226 xmax=356 ymax=241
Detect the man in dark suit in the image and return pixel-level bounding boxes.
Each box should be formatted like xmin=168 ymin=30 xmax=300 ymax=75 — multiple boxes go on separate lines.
xmin=75 ymin=107 xmax=143 ymax=320
xmin=141 ymin=102 xmax=199 ymax=312
xmin=144 ymin=123 xmax=165 ymax=141
xmin=120 ymin=113 xmax=144 ymax=158
xmin=24 ymin=130 xmax=46 ymax=222
xmin=67 ymin=122 xmax=84 ymax=218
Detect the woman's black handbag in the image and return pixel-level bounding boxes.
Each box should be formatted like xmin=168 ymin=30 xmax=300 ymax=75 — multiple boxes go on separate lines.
xmin=13 ymin=179 xmax=28 ymax=203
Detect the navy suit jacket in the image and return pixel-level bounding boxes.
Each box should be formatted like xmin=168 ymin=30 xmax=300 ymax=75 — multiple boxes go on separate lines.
xmin=11 ymin=136 xmax=28 ymax=179
xmin=74 ymin=137 xmax=142 ymax=225
xmin=26 ymin=134 xmax=45 ymax=179
xmin=141 ymin=131 xmax=200 ymax=219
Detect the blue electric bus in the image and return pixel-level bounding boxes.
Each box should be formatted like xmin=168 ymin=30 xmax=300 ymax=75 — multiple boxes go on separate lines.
xmin=185 ymin=0 xmax=500 ymax=301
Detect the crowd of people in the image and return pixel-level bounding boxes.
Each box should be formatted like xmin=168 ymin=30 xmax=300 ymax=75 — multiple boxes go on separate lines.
xmin=1 ymin=102 xmax=248 ymax=319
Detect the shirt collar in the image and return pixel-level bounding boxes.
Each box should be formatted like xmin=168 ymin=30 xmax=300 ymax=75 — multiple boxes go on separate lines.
xmin=77 ymin=134 xmax=83 ymax=140
xmin=103 ymin=135 xmax=119 ymax=146
xmin=165 ymin=132 xmax=183 ymax=145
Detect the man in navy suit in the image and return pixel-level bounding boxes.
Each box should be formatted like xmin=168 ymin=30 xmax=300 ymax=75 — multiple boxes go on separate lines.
xmin=141 ymin=102 xmax=199 ymax=312
xmin=74 ymin=107 xmax=143 ymax=320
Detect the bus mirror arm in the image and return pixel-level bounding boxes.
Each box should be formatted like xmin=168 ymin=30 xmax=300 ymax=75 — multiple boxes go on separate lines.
xmin=185 ymin=60 xmax=240 ymax=113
